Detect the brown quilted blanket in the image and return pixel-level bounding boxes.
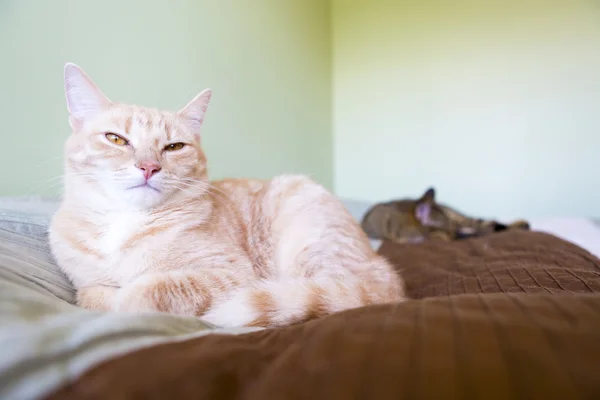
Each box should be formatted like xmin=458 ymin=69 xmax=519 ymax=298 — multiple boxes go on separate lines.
xmin=47 ymin=231 xmax=600 ymax=400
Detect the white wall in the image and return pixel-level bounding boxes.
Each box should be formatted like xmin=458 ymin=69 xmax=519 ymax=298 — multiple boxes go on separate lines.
xmin=333 ymin=0 xmax=600 ymax=218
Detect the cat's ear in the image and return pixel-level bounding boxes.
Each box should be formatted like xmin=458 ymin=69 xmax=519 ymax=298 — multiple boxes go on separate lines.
xmin=415 ymin=187 xmax=436 ymax=223
xmin=420 ymin=187 xmax=436 ymax=203
xmin=178 ymin=89 xmax=212 ymax=140
xmin=64 ymin=63 xmax=112 ymax=130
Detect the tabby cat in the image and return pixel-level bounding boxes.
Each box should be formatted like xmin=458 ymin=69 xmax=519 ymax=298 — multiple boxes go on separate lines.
xmin=49 ymin=64 xmax=404 ymax=329
xmin=361 ymin=188 xmax=530 ymax=244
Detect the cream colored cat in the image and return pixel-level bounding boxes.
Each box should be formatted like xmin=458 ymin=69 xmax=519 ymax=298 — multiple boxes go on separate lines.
xmin=49 ymin=63 xmax=404 ymax=328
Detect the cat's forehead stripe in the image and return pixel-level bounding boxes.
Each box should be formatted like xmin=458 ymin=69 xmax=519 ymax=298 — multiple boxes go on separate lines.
xmin=134 ymin=113 xmax=147 ymax=131
xmin=164 ymin=118 xmax=173 ymax=141
xmin=123 ymin=115 xmax=132 ymax=134
xmin=110 ymin=108 xmax=178 ymax=141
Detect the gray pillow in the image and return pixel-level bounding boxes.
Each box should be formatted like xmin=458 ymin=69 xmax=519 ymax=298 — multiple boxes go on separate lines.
xmin=0 ymin=196 xmax=58 ymax=239
xmin=0 ymin=197 xmax=256 ymax=399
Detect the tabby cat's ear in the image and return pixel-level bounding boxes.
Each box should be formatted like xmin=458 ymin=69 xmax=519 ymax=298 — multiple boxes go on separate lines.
xmin=415 ymin=187 xmax=436 ymax=223
xmin=421 ymin=188 xmax=436 ymax=202
xmin=64 ymin=63 xmax=112 ymax=130
xmin=178 ymin=89 xmax=212 ymax=140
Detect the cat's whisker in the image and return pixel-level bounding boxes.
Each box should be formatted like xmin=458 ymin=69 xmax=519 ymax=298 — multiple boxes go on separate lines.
xmin=162 ymin=181 xmax=237 ymax=213
xmin=165 ymin=184 xmax=220 ymax=208
xmin=25 ymin=172 xmax=101 ymax=195
xmin=32 ymin=156 xmax=64 ymax=169
xmin=175 ymin=179 xmax=234 ymax=206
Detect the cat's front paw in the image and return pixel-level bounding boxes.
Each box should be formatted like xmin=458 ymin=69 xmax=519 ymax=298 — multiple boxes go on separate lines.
xmin=114 ymin=273 xmax=209 ymax=317
xmin=77 ymin=285 xmax=119 ymax=311
xmin=114 ymin=275 xmax=168 ymax=314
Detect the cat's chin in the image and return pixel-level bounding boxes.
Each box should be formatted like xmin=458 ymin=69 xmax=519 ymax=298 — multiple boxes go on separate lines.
xmin=127 ymin=182 xmax=161 ymax=192
xmin=114 ymin=185 xmax=167 ymax=211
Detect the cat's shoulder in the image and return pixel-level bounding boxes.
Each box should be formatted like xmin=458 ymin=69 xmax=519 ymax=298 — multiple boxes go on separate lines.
xmin=268 ymin=174 xmax=317 ymax=187
xmin=211 ymin=178 xmax=264 ymax=192
xmin=211 ymin=174 xmax=321 ymax=194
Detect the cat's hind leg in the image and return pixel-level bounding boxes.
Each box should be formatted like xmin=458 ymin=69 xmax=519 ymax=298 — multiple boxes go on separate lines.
xmin=202 ymin=258 xmax=402 ymax=328
xmin=202 ymin=175 xmax=405 ymax=328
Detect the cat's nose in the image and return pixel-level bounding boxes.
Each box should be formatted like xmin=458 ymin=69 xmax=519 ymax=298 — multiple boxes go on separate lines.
xmin=136 ymin=161 xmax=162 ymax=180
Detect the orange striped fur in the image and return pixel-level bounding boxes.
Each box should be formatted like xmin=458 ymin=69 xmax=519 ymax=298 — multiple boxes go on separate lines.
xmin=49 ymin=63 xmax=405 ymax=328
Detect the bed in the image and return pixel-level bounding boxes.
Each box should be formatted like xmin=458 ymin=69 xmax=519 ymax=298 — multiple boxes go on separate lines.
xmin=1 ymin=197 xmax=599 ymax=399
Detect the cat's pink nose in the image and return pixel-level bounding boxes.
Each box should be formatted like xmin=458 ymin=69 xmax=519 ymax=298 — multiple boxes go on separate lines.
xmin=136 ymin=161 xmax=161 ymax=180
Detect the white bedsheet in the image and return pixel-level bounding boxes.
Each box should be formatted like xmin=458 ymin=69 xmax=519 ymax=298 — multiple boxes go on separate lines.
xmin=528 ymin=217 xmax=600 ymax=258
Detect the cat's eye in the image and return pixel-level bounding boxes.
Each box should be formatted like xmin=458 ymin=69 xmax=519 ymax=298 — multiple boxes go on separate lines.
xmin=164 ymin=142 xmax=186 ymax=152
xmin=105 ymin=133 xmax=128 ymax=146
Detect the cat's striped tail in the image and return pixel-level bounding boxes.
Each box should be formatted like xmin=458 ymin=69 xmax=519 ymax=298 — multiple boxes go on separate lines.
xmin=201 ymin=273 xmax=404 ymax=328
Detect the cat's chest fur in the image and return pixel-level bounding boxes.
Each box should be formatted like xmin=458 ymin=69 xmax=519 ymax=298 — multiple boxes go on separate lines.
xmin=94 ymin=211 xmax=182 ymax=282
xmin=98 ymin=212 xmax=148 ymax=255
xmin=83 ymin=210 xmax=236 ymax=283
xmin=51 ymin=204 xmax=250 ymax=288
xmin=54 ymin=209 xmax=185 ymax=286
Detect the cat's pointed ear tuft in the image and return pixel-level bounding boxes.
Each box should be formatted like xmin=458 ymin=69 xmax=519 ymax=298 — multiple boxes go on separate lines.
xmin=64 ymin=63 xmax=111 ymax=129
xmin=421 ymin=187 xmax=436 ymax=203
xmin=415 ymin=187 xmax=435 ymax=224
xmin=178 ymin=89 xmax=212 ymax=139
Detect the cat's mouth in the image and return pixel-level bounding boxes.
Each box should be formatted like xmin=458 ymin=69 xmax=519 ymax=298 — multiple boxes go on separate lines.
xmin=128 ymin=182 xmax=161 ymax=193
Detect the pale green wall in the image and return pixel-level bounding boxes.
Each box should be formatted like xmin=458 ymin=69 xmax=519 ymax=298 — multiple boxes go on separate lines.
xmin=0 ymin=0 xmax=331 ymax=195
xmin=4 ymin=1 xmax=599 ymax=218
xmin=333 ymin=0 xmax=600 ymax=218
